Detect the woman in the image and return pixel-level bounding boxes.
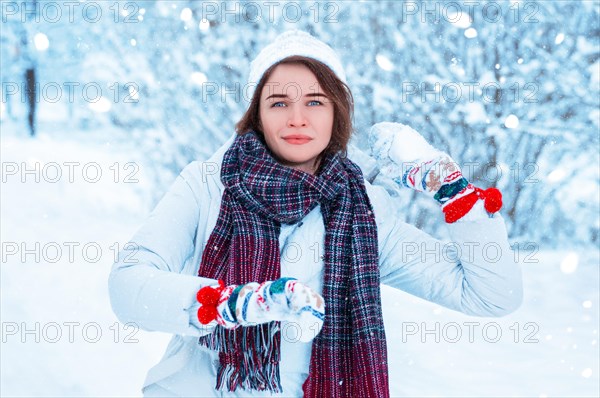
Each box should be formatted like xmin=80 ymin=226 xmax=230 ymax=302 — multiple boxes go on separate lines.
xmin=109 ymin=30 xmax=523 ymax=397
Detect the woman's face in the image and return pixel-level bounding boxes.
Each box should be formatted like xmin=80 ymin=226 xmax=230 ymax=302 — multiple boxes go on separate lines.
xmin=259 ymin=63 xmax=334 ymax=175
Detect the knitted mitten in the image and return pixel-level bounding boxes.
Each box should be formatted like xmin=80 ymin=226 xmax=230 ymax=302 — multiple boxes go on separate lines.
xmin=368 ymin=122 xmax=502 ymax=223
xmin=196 ymin=277 xmax=325 ymax=343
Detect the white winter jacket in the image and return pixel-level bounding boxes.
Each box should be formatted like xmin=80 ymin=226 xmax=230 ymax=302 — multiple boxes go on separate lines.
xmin=108 ymin=134 xmax=523 ymax=397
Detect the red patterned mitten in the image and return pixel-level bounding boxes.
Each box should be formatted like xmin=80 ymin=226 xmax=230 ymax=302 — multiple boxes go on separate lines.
xmin=196 ymin=277 xmax=325 ymax=342
xmin=368 ymin=122 xmax=502 ymax=223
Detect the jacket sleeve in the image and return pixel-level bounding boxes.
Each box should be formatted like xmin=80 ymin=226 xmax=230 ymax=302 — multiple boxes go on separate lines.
xmin=368 ymin=182 xmax=523 ymax=317
xmin=108 ymin=162 xmax=217 ymax=336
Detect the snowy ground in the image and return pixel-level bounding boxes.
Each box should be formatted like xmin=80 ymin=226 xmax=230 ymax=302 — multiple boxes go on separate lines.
xmin=1 ymin=120 xmax=598 ymax=397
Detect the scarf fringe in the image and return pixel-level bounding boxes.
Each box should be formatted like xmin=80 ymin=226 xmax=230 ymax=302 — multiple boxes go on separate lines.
xmin=198 ymin=322 xmax=283 ymax=393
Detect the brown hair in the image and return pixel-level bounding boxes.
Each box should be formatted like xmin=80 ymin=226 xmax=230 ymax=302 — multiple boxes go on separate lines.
xmin=235 ymin=55 xmax=354 ymax=163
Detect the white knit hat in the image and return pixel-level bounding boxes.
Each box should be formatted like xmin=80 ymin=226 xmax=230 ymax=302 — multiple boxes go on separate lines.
xmin=246 ymin=30 xmax=347 ymax=100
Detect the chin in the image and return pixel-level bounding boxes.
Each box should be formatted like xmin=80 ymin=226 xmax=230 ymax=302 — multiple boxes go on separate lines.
xmin=281 ymin=155 xmax=314 ymax=166
xmin=285 ymin=159 xmax=313 ymax=166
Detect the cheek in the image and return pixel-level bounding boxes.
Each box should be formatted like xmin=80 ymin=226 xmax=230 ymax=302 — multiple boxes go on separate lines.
xmin=260 ymin=111 xmax=283 ymax=133
xmin=260 ymin=117 xmax=280 ymax=147
xmin=319 ymin=112 xmax=334 ymax=139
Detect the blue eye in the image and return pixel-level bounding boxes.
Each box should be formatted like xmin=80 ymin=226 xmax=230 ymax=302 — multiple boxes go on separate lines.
xmin=308 ymin=100 xmax=322 ymax=106
xmin=271 ymin=102 xmax=285 ymax=108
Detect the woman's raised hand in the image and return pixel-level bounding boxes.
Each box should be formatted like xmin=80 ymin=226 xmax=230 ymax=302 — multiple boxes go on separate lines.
xmin=368 ymin=122 xmax=502 ymax=223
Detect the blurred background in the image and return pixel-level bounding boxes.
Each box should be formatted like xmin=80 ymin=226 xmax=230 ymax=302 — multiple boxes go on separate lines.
xmin=1 ymin=1 xmax=599 ymax=397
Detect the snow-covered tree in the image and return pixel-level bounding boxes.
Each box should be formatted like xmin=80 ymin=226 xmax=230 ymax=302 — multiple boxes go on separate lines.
xmin=2 ymin=0 xmax=598 ymax=246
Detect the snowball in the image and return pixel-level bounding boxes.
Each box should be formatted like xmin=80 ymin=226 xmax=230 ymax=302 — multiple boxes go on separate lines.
xmin=199 ymin=19 xmax=210 ymax=31
xmin=191 ymin=72 xmax=208 ymax=86
xmin=547 ymin=168 xmax=567 ymax=183
xmin=465 ymin=28 xmax=478 ymax=39
xmin=34 ymin=33 xmax=49 ymax=51
xmin=180 ymin=8 xmax=192 ymax=21
xmin=368 ymin=122 xmax=442 ymax=166
xmin=581 ymin=368 xmax=592 ymax=378
xmin=560 ymin=252 xmax=578 ymax=274
xmin=376 ymin=54 xmax=394 ymax=71
xmin=582 ymin=300 xmax=592 ymax=309
xmin=504 ymin=114 xmax=519 ymax=129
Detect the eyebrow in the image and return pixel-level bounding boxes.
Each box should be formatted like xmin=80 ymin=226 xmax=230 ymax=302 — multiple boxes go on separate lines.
xmin=265 ymin=92 xmax=329 ymax=100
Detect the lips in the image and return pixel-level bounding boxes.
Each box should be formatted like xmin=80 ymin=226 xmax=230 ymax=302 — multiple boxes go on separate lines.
xmin=283 ymin=134 xmax=313 ymax=145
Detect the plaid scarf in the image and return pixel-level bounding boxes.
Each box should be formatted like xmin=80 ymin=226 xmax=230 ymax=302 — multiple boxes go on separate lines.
xmin=197 ymin=131 xmax=390 ymax=398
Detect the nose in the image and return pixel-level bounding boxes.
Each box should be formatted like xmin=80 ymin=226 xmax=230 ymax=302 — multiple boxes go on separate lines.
xmin=286 ymin=105 xmax=308 ymax=128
